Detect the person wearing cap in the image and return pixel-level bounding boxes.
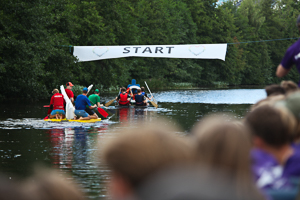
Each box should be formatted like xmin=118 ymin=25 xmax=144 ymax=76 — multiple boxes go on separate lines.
xmin=88 ymin=89 xmax=103 ymax=107
xmin=74 ymin=87 xmax=98 ymax=120
xmin=65 ymin=82 xmax=74 ymax=103
xmin=276 ymin=15 xmax=300 ymax=87
xmin=49 ymin=89 xmax=65 ymax=119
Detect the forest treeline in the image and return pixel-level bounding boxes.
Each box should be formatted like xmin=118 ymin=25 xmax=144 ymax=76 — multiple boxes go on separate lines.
xmin=1 ymin=0 xmax=300 ymax=100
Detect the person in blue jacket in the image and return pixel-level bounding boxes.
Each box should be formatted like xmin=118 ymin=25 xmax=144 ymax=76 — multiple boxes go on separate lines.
xmin=75 ymin=87 xmax=98 ymax=120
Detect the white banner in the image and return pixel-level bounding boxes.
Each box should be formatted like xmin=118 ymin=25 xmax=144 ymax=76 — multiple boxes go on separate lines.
xmin=73 ymin=44 xmax=227 ymax=62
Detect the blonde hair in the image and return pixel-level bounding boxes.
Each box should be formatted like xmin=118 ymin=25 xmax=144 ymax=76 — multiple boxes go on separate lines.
xmin=191 ymin=115 xmax=263 ymax=199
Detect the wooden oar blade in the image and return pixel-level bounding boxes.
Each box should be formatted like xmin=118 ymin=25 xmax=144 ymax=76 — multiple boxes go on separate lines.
xmin=150 ymin=100 xmax=158 ymax=108
xmin=105 ymin=98 xmax=115 ymax=107
xmin=152 ymin=97 xmax=158 ymax=105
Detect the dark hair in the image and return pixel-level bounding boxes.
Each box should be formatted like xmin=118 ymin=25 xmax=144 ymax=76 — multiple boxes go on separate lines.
xmin=121 ymin=87 xmax=126 ymax=92
xmin=137 ymin=89 xmax=141 ymax=93
xmin=265 ymin=84 xmax=285 ymax=96
xmin=245 ymin=105 xmax=293 ymax=147
xmin=141 ymin=87 xmax=145 ymax=92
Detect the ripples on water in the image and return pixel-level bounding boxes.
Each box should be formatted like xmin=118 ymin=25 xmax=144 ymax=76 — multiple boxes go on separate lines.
xmin=0 ymin=89 xmax=266 ymax=199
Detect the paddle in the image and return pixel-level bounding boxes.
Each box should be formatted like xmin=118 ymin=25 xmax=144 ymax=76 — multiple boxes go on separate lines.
xmin=144 ymin=81 xmax=158 ymax=108
xmin=97 ymin=107 xmax=109 ymax=118
xmin=105 ymin=88 xmax=121 ymax=107
xmin=87 ymin=84 xmax=93 ymax=95
xmin=105 ymin=98 xmax=116 ymax=107
xmin=101 ymin=106 xmax=115 ymax=115
xmin=61 ymin=85 xmax=75 ymax=120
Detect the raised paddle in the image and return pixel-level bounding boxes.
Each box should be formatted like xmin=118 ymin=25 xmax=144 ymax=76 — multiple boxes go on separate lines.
xmin=87 ymin=84 xmax=93 ymax=95
xmin=144 ymin=81 xmax=158 ymax=108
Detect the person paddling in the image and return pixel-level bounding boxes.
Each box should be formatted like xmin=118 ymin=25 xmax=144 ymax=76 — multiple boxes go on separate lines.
xmin=135 ymin=89 xmax=148 ymax=106
xmin=74 ymin=87 xmax=98 ymax=120
xmin=88 ymin=89 xmax=103 ymax=107
xmin=49 ymin=89 xmax=65 ymax=120
xmin=141 ymin=87 xmax=152 ymax=101
xmin=116 ymin=87 xmax=132 ymax=106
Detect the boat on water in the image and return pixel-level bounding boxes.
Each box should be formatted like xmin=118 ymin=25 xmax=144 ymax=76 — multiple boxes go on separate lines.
xmin=44 ymin=118 xmax=102 ymax=123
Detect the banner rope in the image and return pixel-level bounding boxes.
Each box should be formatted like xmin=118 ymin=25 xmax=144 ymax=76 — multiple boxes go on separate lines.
xmin=227 ymin=37 xmax=300 ymax=45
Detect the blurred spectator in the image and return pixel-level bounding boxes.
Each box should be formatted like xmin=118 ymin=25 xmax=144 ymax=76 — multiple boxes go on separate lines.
xmin=22 ymin=167 xmax=86 ymax=200
xmin=136 ymin=165 xmax=252 ymax=200
xmin=191 ymin=115 xmax=265 ymax=200
xmin=245 ymin=105 xmax=300 ymax=193
xmin=251 ymin=94 xmax=285 ymax=111
xmin=279 ymin=92 xmax=300 ymax=143
xmin=102 ymin=121 xmax=193 ymax=200
xmin=265 ymin=84 xmax=285 ymax=97
xmin=281 ymin=80 xmax=298 ymax=94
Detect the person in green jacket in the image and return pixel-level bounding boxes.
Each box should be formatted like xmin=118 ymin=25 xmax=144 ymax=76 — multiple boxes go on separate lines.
xmin=88 ymin=89 xmax=103 ymax=107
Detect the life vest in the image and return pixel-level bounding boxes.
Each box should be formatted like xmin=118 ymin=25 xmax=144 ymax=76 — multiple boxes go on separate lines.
xmin=135 ymin=94 xmax=144 ymax=105
xmin=119 ymin=93 xmax=129 ymax=105
xmin=52 ymin=93 xmax=64 ymax=110
xmin=141 ymin=92 xmax=145 ymax=95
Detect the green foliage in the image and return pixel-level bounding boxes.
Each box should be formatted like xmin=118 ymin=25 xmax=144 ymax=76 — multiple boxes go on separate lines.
xmin=1 ymin=0 xmax=300 ymax=101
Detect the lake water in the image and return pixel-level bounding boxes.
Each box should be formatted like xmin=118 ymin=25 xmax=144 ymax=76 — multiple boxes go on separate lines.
xmin=0 ymin=88 xmax=266 ymax=199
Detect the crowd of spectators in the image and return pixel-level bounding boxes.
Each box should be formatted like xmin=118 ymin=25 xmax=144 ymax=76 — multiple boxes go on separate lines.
xmin=102 ymin=80 xmax=300 ymax=200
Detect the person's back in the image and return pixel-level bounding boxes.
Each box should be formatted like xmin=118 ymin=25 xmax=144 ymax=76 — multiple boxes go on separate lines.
xmin=135 ymin=89 xmax=146 ymax=106
xmin=117 ymin=88 xmax=130 ymax=106
xmin=75 ymin=94 xmax=90 ymax=110
xmin=88 ymin=94 xmax=99 ymax=105
xmin=51 ymin=93 xmax=64 ymax=110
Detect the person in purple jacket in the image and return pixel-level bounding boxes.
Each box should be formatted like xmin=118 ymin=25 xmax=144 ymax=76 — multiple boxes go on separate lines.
xmin=245 ymin=105 xmax=300 ymax=190
xmin=276 ymin=15 xmax=300 ymax=87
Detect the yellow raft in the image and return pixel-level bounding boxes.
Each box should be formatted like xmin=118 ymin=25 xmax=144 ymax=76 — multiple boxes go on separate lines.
xmin=44 ymin=118 xmax=101 ymax=123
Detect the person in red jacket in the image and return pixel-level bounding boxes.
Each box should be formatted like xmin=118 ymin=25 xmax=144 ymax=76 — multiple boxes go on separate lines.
xmin=50 ymin=89 xmax=65 ymax=119
xmin=116 ymin=87 xmax=132 ymax=106
xmin=65 ymin=82 xmax=74 ymax=103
